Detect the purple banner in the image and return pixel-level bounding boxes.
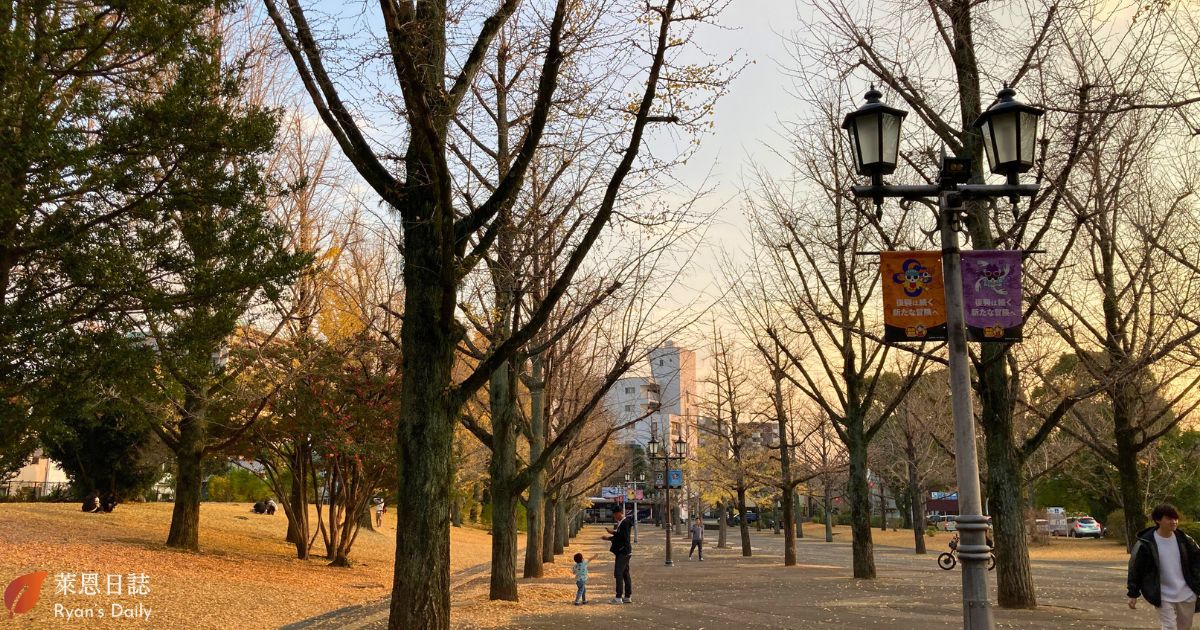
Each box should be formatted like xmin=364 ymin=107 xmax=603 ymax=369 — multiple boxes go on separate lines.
xmin=961 ymin=250 xmax=1023 ymax=342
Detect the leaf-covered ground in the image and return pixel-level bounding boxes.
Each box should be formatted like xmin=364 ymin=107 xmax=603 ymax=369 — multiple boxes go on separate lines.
xmin=0 ymin=502 xmax=545 ymax=629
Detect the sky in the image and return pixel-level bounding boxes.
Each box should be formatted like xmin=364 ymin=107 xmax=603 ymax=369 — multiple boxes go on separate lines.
xmin=641 ymin=1 xmax=819 ymax=329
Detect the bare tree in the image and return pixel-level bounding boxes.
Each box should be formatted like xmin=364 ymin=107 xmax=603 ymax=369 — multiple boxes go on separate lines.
xmin=262 ymin=0 xmax=733 ymax=624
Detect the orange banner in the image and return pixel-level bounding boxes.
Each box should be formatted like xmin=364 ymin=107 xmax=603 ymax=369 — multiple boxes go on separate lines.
xmin=880 ymin=251 xmax=947 ymax=342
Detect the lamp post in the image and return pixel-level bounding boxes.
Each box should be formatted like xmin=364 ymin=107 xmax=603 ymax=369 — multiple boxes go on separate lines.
xmin=648 ymin=433 xmax=689 ymax=566
xmin=842 ymin=84 xmax=1042 ymax=630
xmin=625 ymin=471 xmax=646 ymax=543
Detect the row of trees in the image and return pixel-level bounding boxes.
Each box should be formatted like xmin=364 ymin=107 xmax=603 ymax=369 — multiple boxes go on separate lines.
xmin=683 ymin=0 xmax=1200 ymax=614
xmin=4 ymin=1 xmax=735 ymax=627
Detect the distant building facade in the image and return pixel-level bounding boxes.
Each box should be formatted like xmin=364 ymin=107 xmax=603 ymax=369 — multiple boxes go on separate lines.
xmin=605 ymin=341 xmax=698 ymax=453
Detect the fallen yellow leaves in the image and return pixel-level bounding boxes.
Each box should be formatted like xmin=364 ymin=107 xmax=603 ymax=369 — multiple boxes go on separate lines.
xmin=0 ymin=502 xmax=560 ymax=629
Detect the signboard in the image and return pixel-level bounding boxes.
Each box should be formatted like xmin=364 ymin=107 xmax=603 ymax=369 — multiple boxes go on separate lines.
xmin=630 ymin=489 xmax=644 ymax=501
xmin=601 ymin=486 xmax=625 ymax=501
xmin=654 ymin=472 xmax=665 ymax=489
xmin=961 ymin=250 xmax=1023 ymax=342
xmin=880 ymin=251 xmax=947 ymax=342
xmin=668 ymin=469 xmax=683 ymax=489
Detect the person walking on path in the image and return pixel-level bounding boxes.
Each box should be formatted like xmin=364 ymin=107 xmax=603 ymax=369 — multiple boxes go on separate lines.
xmin=688 ymin=518 xmax=704 ymax=561
xmin=602 ymin=506 xmax=634 ymax=604
xmin=572 ymin=552 xmax=598 ymax=605
xmin=1128 ymin=504 xmax=1200 ymax=630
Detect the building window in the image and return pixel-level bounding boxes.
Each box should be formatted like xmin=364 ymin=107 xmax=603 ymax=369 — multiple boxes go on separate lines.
xmin=659 ymin=359 xmax=664 ymax=366
xmin=625 ymin=387 xmax=634 ymax=394
xmin=625 ymin=405 xmax=633 ymax=412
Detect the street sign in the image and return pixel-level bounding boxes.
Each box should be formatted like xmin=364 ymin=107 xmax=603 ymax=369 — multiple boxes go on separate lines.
xmin=961 ymin=250 xmax=1023 ymax=342
xmin=880 ymin=251 xmax=947 ymax=342
xmin=668 ymin=469 xmax=683 ymax=489
xmin=601 ymin=486 xmax=625 ymax=500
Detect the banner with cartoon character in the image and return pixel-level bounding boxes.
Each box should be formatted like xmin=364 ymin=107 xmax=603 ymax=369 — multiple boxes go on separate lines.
xmin=961 ymin=250 xmax=1023 ymax=341
xmin=880 ymin=251 xmax=947 ymax=342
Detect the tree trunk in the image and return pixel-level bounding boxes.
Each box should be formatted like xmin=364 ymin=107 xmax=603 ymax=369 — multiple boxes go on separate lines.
xmin=166 ymin=411 xmax=205 ymax=551
xmin=717 ymin=499 xmax=729 ymax=548
xmin=796 ymin=492 xmax=804 ymax=539
xmin=166 ymin=444 xmax=202 ymax=551
xmin=907 ymin=457 xmax=926 ymax=555
xmin=981 ymin=397 xmax=1037 ymax=608
xmin=823 ymin=490 xmax=833 ymax=543
xmin=524 ymin=355 xmax=547 ymax=577
xmin=736 ymin=482 xmax=751 ymax=557
xmin=359 ymin=504 xmax=375 ymax=532
xmin=781 ymin=489 xmax=796 ymax=566
xmin=487 ymin=412 xmax=520 ymax=600
xmin=879 ymin=480 xmax=887 ymax=531
xmin=847 ymin=425 xmax=875 ymax=579
xmin=523 ymin=475 xmax=544 ymax=577
xmin=542 ymin=497 xmax=556 ymax=563
xmin=1116 ymin=428 xmax=1147 ymax=552
xmin=554 ymin=500 xmax=567 ymax=554
xmin=387 ymin=220 xmax=459 ymax=629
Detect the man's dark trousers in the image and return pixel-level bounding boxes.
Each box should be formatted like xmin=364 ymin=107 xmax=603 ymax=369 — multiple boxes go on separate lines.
xmin=614 ymin=553 xmax=632 ymax=598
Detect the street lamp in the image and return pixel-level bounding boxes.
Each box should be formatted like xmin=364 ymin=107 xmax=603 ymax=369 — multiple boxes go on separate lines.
xmin=625 ymin=471 xmax=646 ymax=543
xmin=648 ymin=432 xmax=689 ymax=566
xmin=842 ymin=85 xmax=908 ymax=214
xmin=974 ymin=84 xmax=1043 ymax=183
xmin=844 ymin=85 xmax=1043 ymax=630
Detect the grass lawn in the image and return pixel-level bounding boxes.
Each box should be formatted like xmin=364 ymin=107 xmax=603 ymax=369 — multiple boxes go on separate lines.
xmin=815 ymin=523 xmax=1130 ymax=562
xmin=0 ymin=502 xmax=574 ymax=629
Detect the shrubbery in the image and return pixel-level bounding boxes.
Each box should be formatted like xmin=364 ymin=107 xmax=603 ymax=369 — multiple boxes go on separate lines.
xmin=1106 ymin=509 xmax=1127 ymax=545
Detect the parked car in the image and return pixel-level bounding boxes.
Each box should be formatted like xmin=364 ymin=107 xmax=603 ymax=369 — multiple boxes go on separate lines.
xmin=936 ymin=514 xmax=958 ymax=531
xmin=1067 ymin=516 xmax=1103 ymax=538
xmin=728 ymin=511 xmax=760 ymax=526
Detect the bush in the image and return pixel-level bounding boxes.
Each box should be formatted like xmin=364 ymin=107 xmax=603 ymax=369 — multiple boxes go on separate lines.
xmin=1179 ymin=522 xmax=1200 ymax=542
xmin=204 ymin=467 xmax=271 ymax=502
xmin=1106 ymin=509 xmax=1128 ymax=545
xmin=478 ymin=502 xmax=528 ymax=532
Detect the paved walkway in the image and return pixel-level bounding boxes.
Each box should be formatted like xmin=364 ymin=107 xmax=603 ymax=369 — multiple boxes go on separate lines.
xmin=505 ymin=526 xmax=1150 ymax=629
xmin=288 ymin=526 xmax=1155 ymax=629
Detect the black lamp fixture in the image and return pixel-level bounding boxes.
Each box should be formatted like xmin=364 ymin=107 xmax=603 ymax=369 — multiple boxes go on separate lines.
xmin=674 ymin=435 xmax=688 ymax=458
xmin=973 ymin=84 xmax=1043 ymax=186
xmin=842 ymin=86 xmax=908 ymax=214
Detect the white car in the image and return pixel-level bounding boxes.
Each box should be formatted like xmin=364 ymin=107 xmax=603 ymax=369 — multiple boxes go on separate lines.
xmin=1067 ymin=516 xmax=1103 ymax=538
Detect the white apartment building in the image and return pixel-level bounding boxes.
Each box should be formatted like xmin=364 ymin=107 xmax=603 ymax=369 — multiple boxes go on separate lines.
xmin=605 ymin=341 xmax=699 ymax=453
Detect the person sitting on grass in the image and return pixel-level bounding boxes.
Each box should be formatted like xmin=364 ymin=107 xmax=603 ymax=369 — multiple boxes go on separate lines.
xmin=572 ymin=552 xmax=598 ymax=606
xmin=100 ymin=492 xmax=117 ymax=513
xmin=82 ymin=492 xmax=101 ymax=513
xmin=266 ymin=498 xmax=277 ymax=515
xmin=252 ymin=500 xmax=267 ymax=514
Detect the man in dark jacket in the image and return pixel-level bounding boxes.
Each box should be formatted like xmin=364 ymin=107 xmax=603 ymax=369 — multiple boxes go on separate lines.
xmin=1127 ymin=504 xmax=1200 ymax=629
xmin=602 ymin=506 xmax=634 ymax=604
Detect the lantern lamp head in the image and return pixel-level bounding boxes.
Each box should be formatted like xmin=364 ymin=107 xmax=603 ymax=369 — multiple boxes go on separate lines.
xmin=972 ymin=84 xmax=1044 ymax=181
xmin=842 ymin=86 xmax=908 ymax=181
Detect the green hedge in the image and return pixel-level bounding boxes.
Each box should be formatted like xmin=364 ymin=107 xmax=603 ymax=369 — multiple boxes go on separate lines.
xmin=1106 ymin=509 xmax=1129 ymax=545
xmin=479 ymin=502 xmax=527 ymax=532
xmin=205 ymin=468 xmax=271 ymax=502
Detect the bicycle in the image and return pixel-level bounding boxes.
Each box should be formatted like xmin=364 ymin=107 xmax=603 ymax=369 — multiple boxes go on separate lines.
xmin=937 ymin=533 xmax=995 ymax=571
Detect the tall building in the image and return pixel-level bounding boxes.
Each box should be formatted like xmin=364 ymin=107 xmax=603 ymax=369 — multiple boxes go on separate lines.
xmin=606 ymin=376 xmax=661 ymax=445
xmin=605 ymin=341 xmax=698 ymax=453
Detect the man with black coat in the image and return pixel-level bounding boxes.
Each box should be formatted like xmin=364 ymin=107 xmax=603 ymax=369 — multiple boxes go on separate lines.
xmin=602 ymin=506 xmax=634 ymax=604
xmin=1127 ymin=504 xmax=1200 ymax=630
